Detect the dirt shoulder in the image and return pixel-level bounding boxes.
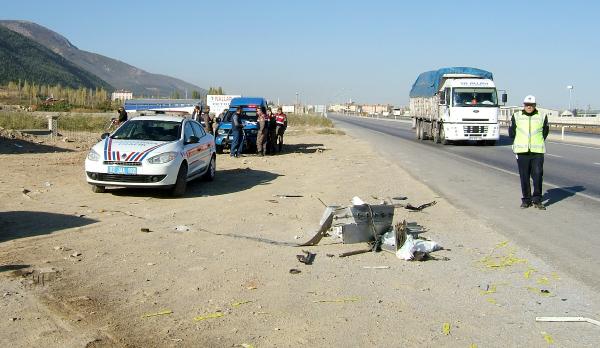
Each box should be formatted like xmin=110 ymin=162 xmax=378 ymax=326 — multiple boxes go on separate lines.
xmin=1 ymin=129 xmax=599 ymax=347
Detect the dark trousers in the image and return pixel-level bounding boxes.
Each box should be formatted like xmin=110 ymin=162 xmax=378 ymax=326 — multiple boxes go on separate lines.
xmin=230 ymin=129 xmax=243 ymax=157
xmin=516 ymin=153 xmax=544 ymax=204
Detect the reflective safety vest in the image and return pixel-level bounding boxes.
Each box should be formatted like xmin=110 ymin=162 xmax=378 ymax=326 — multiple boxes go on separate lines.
xmin=275 ymin=113 xmax=287 ymax=126
xmin=512 ymin=110 xmax=546 ymax=154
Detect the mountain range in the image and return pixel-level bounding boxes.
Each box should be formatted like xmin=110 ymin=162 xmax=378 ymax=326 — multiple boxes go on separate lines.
xmin=0 ymin=20 xmax=206 ymax=97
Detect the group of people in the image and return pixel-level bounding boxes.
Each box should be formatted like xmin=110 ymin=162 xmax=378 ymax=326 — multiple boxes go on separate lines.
xmin=191 ymin=105 xmax=218 ymax=135
xmin=230 ymin=105 xmax=287 ymax=158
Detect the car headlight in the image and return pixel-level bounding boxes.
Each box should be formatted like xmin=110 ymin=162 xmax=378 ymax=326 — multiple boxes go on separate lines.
xmin=147 ymin=152 xmax=177 ymax=164
xmin=217 ymin=129 xmax=227 ymax=135
xmin=87 ymin=149 xmax=100 ymax=161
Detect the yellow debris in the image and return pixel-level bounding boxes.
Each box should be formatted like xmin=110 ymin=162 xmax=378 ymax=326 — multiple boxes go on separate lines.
xmin=480 ymin=253 xmax=527 ymax=268
xmin=551 ymin=272 xmax=561 ymax=280
xmin=495 ymin=241 xmax=509 ymax=248
xmin=480 ymin=284 xmax=497 ymax=295
xmin=142 ymin=310 xmax=173 ymax=318
xmin=442 ymin=322 xmax=451 ymax=335
xmin=486 ymin=298 xmax=497 ymax=305
xmin=470 ymin=344 xmax=478 ymax=348
xmin=193 ymin=312 xmax=224 ymax=321
xmin=541 ymin=331 xmax=554 ymax=344
xmin=231 ymin=300 xmax=253 ymax=307
xmin=537 ymin=277 xmax=550 ymax=285
xmin=524 ymin=268 xmax=536 ymax=279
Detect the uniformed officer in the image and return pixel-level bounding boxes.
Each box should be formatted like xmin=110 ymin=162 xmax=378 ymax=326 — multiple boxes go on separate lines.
xmin=509 ymin=95 xmax=549 ymax=210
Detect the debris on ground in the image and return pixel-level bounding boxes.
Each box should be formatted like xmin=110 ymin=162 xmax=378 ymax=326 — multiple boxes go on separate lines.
xmin=404 ymin=201 xmax=437 ymax=211
xmin=289 ymin=269 xmax=301 ymax=274
xmin=193 ymin=312 xmax=224 ymax=321
xmin=442 ymin=322 xmax=451 ymax=335
xmin=296 ymin=250 xmax=316 ymax=265
xmin=142 ymin=310 xmax=173 ymax=318
xmin=174 ymin=225 xmax=190 ymax=232
xmin=312 ymin=297 xmax=360 ymax=303
xmin=140 ymin=228 xmax=151 ymax=233
xmin=536 ymin=316 xmax=600 ymax=327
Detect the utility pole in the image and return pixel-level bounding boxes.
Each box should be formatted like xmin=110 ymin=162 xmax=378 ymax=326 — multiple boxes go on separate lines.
xmin=567 ymin=85 xmax=574 ymax=111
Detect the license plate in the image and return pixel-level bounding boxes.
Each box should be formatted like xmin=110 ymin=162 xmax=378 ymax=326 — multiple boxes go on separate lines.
xmin=108 ymin=166 xmax=137 ymax=175
xmin=470 ymin=136 xmax=483 ymax=140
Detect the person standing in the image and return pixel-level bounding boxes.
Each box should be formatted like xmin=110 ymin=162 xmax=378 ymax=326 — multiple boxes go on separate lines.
xmin=191 ymin=105 xmax=201 ymax=121
xmin=117 ymin=106 xmax=128 ymax=125
xmin=274 ymin=107 xmax=288 ymax=153
xmin=509 ymin=95 xmax=549 ymax=210
xmin=201 ymin=105 xmax=213 ymax=135
xmin=267 ymin=107 xmax=277 ymax=155
xmin=256 ymin=106 xmax=268 ymax=156
xmin=230 ymin=106 xmax=244 ymax=157
xmin=214 ymin=108 xmax=227 ymax=134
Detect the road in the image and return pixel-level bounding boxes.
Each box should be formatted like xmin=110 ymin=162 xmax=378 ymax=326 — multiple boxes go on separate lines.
xmin=329 ymin=113 xmax=600 ymax=291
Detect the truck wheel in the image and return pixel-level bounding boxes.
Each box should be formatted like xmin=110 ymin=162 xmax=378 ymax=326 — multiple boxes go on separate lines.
xmin=91 ymin=185 xmax=105 ymax=193
xmin=440 ymin=126 xmax=449 ymax=145
xmin=433 ymin=123 xmax=440 ymax=143
xmin=202 ymin=155 xmax=216 ymax=181
xmin=171 ymin=164 xmax=188 ymax=197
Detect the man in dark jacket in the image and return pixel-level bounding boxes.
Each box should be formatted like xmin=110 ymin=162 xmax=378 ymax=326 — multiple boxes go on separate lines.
xmin=230 ymin=106 xmax=244 ymax=157
xmin=509 ymin=95 xmax=549 ymax=210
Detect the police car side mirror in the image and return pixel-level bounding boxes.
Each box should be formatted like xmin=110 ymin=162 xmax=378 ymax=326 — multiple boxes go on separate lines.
xmin=186 ymin=135 xmax=199 ymax=144
xmin=101 ymin=133 xmax=110 ymax=139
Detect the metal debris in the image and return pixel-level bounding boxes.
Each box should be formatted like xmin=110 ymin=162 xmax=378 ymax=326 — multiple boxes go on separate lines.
xmin=536 ymin=316 xmax=600 ymax=327
xmin=296 ymin=250 xmax=316 ymax=265
xmin=404 ymin=201 xmax=437 ymax=211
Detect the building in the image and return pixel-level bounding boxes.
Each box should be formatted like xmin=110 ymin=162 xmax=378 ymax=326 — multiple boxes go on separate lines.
xmin=111 ymin=89 xmax=133 ymax=101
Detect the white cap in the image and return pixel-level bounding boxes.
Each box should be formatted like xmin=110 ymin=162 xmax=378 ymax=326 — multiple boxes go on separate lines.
xmin=523 ymin=95 xmax=536 ymax=104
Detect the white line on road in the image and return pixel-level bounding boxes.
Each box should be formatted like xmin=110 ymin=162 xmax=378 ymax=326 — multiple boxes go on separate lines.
xmin=548 ymin=141 xmax=600 ymax=150
xmin=546 ymin=154 xmax=563 ymax=158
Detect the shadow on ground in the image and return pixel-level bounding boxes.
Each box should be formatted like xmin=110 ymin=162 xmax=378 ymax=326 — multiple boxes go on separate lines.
xmin=282 ymin=143 xmax=327 ymax=154
xmin=543 ymin=185 xmax=586 ymax=207
xmin=0 ymin=211 xmax=97 ymax=243
xmin=107 ymin=167 xmax=282 ymax=198
xmin=0 ymin=136 xmax=74 ymax=154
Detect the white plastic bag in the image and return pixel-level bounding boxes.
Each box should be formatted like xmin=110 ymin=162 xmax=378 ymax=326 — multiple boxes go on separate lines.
xmin=396 ymin=235 xmax=441 ymax=260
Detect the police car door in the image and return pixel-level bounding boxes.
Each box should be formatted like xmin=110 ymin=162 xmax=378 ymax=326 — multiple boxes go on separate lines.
xmin=183 ymin=121 xmax=201 ymax=175
xmin=191 ymin=121 xmax=210 ymax=172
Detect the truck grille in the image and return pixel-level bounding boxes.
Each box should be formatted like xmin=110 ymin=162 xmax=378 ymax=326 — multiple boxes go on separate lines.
xmin=87 ymin=172 xmax=166 ymax=183
xmin=463 ymin=125 xmax=488 ymax=134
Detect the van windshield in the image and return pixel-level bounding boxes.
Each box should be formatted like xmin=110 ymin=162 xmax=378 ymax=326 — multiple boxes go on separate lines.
xmin=223 ymin=110 xmax=258 ymax=123
xmin=453 ymin=88 xmax=498 ymax=107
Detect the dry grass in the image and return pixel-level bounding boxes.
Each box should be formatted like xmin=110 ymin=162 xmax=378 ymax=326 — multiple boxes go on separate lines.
xmin=0 ymin=112 xmax=112 ymax=132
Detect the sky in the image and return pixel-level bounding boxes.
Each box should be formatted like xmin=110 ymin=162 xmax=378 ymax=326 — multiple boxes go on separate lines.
xmin=2 ymin=0 xmax=599 ymax=110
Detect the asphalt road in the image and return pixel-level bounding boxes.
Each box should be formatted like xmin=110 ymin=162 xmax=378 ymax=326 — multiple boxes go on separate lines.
xmin=329 ymin=114 xmax=600 ymax=291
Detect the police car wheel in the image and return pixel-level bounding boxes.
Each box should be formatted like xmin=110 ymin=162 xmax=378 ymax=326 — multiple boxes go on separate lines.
xmin=91 ymin=185 xmax=106 ymax=193
xmin=172 ymin=164 xmax=188 ymax=197
xmin=203 ymin=156 xmax=216 ymax=181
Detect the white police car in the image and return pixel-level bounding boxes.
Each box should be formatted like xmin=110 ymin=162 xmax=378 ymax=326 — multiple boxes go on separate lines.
xmin=85 ymin=115 xmax=216 ymax=196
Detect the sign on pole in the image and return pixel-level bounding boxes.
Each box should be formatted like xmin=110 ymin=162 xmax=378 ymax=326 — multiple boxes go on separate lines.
xmin=206 ymin=95 xmax=241 ymax=115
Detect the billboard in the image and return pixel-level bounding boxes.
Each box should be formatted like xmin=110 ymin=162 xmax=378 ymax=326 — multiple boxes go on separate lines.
xmin=206 ymin=95 xmax=241 ymax=115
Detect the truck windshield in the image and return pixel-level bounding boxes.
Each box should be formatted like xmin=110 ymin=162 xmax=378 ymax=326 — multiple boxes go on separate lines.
xmin=453 ymin=88 xmax=498 ymax=107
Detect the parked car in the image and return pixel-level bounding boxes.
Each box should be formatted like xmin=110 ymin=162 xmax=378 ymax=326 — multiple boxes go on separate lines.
xmin=214 ymin=97 xmax=267 ymax=154
xmin=85 ymin=115 xmax=216 ymax=196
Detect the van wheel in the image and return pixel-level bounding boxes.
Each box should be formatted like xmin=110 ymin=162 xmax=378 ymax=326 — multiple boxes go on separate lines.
xmin=91 ymin=185 xmax=105 ymax=193
xmin=171 ymin=164 xmax=188 ymax=197
xmin=203 ymin=156 xmax=216 ymax=181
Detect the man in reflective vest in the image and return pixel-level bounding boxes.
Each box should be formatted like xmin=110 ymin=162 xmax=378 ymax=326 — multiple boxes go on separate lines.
xmin=509 ymin=95 xmax=549 ymax=210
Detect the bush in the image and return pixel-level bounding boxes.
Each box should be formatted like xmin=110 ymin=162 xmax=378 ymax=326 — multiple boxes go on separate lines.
xmin=287 ymin=113 xmax=334 ymax=128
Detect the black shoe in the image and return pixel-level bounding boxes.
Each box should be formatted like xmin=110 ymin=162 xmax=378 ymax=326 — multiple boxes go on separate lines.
xmin=520 ymin=202 xmax=532 ymax=209
xmin=533 ymin=203 xmax=546 ymax=210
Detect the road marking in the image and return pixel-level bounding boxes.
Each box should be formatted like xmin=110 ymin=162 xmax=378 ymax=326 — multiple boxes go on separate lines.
xmin=548 ymin=141 xmax=600 ymax=150
xmin=546 ymin=153 xmax=562 ymax=158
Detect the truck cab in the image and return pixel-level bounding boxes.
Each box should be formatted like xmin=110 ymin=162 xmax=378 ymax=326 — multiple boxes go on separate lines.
xmin=438 ymin=77 xmax=501 ymax=143
xmin=214 ymin=97 xmax=267 ymax=154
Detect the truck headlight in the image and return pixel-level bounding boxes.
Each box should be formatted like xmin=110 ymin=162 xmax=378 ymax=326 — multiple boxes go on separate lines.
xmin=147 ymin=152 xmax=177 ymax=164
xmin=87 ymin=149 xmax=100 ymax=161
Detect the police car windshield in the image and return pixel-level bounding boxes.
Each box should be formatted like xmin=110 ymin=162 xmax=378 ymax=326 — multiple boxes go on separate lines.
xmin=111 ymin=120 xmax=181 ymax=141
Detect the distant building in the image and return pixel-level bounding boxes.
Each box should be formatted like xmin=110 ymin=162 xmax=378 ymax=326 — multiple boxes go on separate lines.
xmin=362 ymin=104 xmax=391 ymax=115
xmin=111 ymin=89 xmax=133 ymax=101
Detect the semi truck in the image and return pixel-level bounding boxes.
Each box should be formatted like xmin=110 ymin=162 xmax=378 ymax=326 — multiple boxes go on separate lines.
xmin=409 ymin=67 xmax=506 ymax=145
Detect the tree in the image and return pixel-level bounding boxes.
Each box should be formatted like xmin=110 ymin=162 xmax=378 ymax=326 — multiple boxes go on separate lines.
xmin=207 ymin=86 xmax=225 ymax=95
xmin=191 ymin=90 xmax=201 ymax=99
xmin=171 ymin=90 xmax=181 ymax=99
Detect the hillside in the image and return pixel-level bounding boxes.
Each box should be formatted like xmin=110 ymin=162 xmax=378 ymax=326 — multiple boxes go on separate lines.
xmin=0 ymin=20 xmax=207 ymax=98
xmin=0 ymin=26 xmax=112 ymax=90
